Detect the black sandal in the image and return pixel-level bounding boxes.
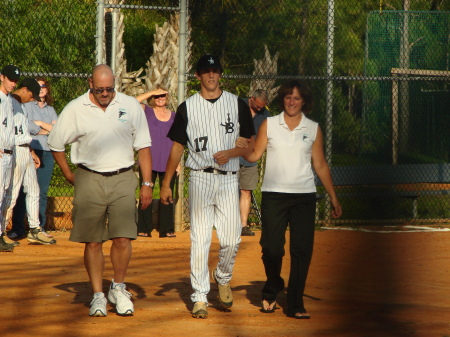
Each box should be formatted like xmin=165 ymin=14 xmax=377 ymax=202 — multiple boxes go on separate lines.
xmin=160 ymin=232 xmax=176 ymax=238
xmin=292 ymin=311 xmax=310 ymax=319
xmin=294 ymin=312 xmax=311 ymax=319
xmin=261 ymin=299 xmax=277 ymax=313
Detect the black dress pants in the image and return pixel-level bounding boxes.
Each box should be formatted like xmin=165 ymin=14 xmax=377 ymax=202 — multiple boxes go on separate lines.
xmin=137 ymin=171 xmax=175 ymax=237
xmin=260 ymin=191 xmax=316 ymax=316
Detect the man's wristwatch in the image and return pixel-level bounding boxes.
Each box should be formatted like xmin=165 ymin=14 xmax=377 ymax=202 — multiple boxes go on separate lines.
xmin=141 ymin=181 xmax=154 ymax=188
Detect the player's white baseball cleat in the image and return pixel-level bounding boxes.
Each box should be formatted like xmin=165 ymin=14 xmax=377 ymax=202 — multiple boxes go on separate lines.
xmin=192 ymin=301 xmax=208 ymax=318
xmin=0 ymin=235 xmax=15 ymax=252
xmin=27 ymin=228 xmax=56 ymax=245
xmin=212 ymin=269 xmax=233 ymax=309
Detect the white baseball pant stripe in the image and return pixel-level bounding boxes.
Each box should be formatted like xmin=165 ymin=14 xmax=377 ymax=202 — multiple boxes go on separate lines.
xmin=0 ymin=146 xmax=40 ymax=233
xmin=189 ymin=170 xmax=241 ymax=303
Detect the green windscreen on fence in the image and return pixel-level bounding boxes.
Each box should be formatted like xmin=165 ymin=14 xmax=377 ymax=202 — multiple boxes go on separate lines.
xmin=362 ymin=11 xmax=450 ymax=164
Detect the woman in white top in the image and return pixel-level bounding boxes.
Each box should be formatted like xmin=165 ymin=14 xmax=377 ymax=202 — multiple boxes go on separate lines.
xmin=242 ymin=80 xmax=342 ymax=319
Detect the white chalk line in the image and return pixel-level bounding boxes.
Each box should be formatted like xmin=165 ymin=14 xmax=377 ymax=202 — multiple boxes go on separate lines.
xmin=321 ymin=225 xmax=450 ymax=233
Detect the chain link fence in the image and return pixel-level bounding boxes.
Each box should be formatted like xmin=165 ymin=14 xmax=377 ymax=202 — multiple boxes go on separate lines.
xmin=1 ymin=0 xmax=449 ymax=232
xmin=0 ymin=0 xmax=96 ymax=231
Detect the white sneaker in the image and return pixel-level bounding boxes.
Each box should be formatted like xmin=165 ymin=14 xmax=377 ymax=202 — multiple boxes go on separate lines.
xmin=89 ymin=293 xmax=107 ymax=317
xmin=108 ymin=281 xmax=134 ymax=315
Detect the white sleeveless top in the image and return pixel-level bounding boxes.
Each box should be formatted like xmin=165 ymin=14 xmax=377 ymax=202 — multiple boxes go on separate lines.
xmin=262 ymin=112 xmax=318 ymax=193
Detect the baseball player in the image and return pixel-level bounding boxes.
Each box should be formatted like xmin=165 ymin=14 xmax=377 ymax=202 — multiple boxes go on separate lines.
xmin=160 ymin=54 xmax=255 ymax=318
xmin=0 ymin=65 xmax=20 ymax=252
xmin=0 ymin=78 xmax=56 ymax=246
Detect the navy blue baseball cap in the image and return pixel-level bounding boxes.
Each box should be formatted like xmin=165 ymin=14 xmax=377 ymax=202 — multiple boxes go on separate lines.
xmin=19 ymin=78 xmax=42 ymax=102
xmin=196 ymin=54 xmax=223 ymax=73
xmin=1 ymin=65 xmax=21 ymax=80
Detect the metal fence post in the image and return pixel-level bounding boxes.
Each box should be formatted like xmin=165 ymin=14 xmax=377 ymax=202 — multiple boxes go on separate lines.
xmin=177 ymin=0 xmax=187 ymax=108
xmin=324 ymin=0 xmax=335 ymax=225
xmin=399 ymin=1 xmax=411 ymax=155
xmin=392 ymin=73 xmax=399 ymax=165
xmin=96 ymin=0 xmax=105 ymax=65
xmin=174 ymin=0 xmax=188 ymax=232
xmin=111 ymin=8 xmax=118 ymax=75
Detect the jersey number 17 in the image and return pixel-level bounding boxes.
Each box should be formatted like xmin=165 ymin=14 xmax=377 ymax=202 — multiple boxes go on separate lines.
xmin=194 ymin=136 xmax=208 ymax=152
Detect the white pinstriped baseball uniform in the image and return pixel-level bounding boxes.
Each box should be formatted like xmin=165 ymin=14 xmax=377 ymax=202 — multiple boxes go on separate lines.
xmin=0 ymin=91 xmax=15 ymax=236
xmin=168 ymin=91 xmax=254 ymax=303
xmin=0 ymin=98 xmax=40 ymax=234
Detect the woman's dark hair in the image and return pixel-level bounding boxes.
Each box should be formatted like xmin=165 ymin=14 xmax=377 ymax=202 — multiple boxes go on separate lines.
xmin=35 ymin=77 xmax=54 ymax=106
xmin=277 ymin=80 xmax=314 ymax=114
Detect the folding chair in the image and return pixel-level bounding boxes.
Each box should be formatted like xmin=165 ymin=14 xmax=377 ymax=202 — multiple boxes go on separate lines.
xmin=248 ymin=191 xmax=262 ymax=225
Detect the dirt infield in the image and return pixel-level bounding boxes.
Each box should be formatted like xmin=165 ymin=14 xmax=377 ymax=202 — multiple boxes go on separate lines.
xmin=2 ymin=226 xmax=450 ymax=337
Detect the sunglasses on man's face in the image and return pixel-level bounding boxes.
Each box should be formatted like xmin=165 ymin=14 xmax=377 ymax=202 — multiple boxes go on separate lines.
xmin=40 ymin=85 xmax=47 ymax=88
xmin=91 ymin=87 xmax=115 ymax=94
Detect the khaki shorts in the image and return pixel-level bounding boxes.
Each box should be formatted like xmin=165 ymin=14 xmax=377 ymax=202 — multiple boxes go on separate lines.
xmin=70 ymin=168 xmax=138 ymax=243
xmin=238 ymin=165 xmax=258 ymax=190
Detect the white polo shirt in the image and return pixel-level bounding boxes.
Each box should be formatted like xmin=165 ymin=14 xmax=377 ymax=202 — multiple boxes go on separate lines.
xmin=48 ymin=90 xmax=151 ymax=172
xmin=262 ymin=112 xmax=318 ymax=194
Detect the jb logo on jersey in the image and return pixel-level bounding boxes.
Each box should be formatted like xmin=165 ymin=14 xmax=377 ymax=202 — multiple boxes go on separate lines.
xmin=220 ymin=113 xmax=235 ymax=134
xmin=118 ymin=109 xmax=128 ymax=123
xmin=302 ymin=133 xmax=309 ymax=143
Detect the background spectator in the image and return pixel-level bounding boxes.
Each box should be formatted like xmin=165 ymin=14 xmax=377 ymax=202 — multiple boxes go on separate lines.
xmin=10 ymin=77 xmax=58 ymax=239
xmin=135 ymin=85 xmax=178 ymax=238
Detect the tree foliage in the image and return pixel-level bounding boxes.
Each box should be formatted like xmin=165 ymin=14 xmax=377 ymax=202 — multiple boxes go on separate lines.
xmin=0 ymin=0 xmax=96 ymax=111
xmin=0 ymin=0 xmax=448 ymax=160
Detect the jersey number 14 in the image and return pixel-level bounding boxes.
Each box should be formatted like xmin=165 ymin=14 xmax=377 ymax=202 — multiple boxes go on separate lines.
xmin=15 ymin=125 xmax=24 ymax=135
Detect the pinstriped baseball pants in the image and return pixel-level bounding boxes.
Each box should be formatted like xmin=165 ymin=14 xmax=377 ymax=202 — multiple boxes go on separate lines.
xmin=0 ymin=146 xmax=40 ymax=233
xmin=0 ymin=153 xmax=13 ymax=236
xmin=188 ymin=170 xmax=241 ymax=303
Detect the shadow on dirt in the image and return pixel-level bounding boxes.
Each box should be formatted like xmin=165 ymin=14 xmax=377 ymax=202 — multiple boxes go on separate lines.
xmin=54 ymin=279 xmax=147 ymax=308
